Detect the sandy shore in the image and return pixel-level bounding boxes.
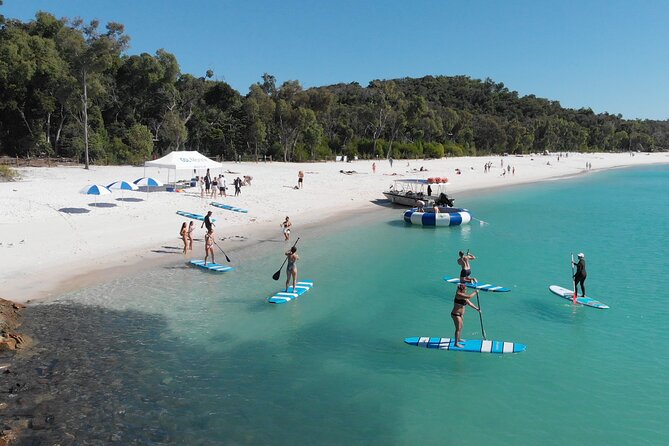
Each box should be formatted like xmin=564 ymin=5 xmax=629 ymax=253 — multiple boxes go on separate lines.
xmin=1 ymin=152 xmax=666 ymax=303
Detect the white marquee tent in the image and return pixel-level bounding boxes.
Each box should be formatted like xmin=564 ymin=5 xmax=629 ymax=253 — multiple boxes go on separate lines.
xmin=144 ymin=151 xmax=223 ymax=187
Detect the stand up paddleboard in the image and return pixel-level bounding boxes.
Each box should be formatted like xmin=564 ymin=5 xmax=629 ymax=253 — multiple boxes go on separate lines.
xmin=548 ymin=285 xmax=609 ymax=309
xmin=404 ymin=337 xmax=525 ymax=353
xmin=176 ymin=211 xmax=216 ymax=222
xmin=268 ymin=280 xmax=314 ymax=304
xmin=189 ymin=259 xmax=233 ymax=273
xmin=443 ymin=276 xmax=510 ymax=292
xmin=211 ymin=202 xmax=248 ymax=213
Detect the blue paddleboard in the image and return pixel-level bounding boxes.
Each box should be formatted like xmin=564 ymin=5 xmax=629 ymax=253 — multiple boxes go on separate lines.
xmin=268 ymin=280 xmax=314 ymax=304
xmin=404 ymin=337 xmax=526 ymax=353
xmin=443 ymin=276 xmax=510 ymax=292
xmin=189 ymin=259 xmax=233 ymax=273
xmin=211 ymin=202 xmax=248 ymax=213
xmin=549 ymin=285 xmax=609 ymax=309
xmin=176 ymin=211 xmax=216 ymax=222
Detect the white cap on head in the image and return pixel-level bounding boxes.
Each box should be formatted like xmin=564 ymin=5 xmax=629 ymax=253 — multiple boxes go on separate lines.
xmin=578 ymin=253 xmax=584 ymax=258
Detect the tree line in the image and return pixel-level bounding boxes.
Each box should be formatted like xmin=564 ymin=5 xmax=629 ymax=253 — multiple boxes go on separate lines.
xmin=1 ymin=11 xmax=667 ymax=166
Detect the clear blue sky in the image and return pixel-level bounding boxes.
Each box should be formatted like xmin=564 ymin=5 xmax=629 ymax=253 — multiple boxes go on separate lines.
xmin=3 ymin=0 xmax=668 ymax=120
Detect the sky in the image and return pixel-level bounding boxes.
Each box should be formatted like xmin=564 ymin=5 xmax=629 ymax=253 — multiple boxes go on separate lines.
xmin=3 ymin=0 xmax=668 ymax=120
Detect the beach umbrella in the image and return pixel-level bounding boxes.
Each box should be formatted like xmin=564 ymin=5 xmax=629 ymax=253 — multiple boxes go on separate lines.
xmin=107 ymin=180 xmax=139 ymax=203
xmin=80 ymin=184 xmax=112 ymax=207
xmin=133 ymin=177 xmax=163 ymax=198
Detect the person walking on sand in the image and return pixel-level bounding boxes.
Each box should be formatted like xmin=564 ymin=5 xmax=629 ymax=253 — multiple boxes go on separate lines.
xmin=457 ymin=251 xmax=477 ymax=283
xmin=572 ymin=253 xmax=587 ymax=297
xmin=451 ymin=283 xmax=481 ymax=348
xmin=204 ymin=228 xmax=215 ymax=265
xmin=234 ymin=177 xmax=242 ymax=196
xmin=285 ymin=246 xmax=299 ymax=292
xmin=187 ymin=221 xmax=195 ymax=252
xmin=372 ymin=162 xmax=376 ymax=174
xmin=281 ymin=216 xmax=292 ymax=241
xmin=180 ymin=222 xmax=188 ymax=254
xmin=201 ymin=211 xmax=215 ymax=232
xmin=298 ymin=170 xmax=304 ymax=188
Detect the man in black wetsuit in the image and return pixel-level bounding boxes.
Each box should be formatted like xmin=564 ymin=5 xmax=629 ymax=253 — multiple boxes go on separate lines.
xmin=572 ymin=253 xmax=587 ymax=297
xmin=201 ymin=211 xmax=215 ymax=232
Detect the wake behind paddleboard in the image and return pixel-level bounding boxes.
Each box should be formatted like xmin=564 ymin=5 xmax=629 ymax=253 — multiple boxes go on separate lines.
xmin=404 ymin=337 xmax=525 ymax=353
xmin=443 ymin=276 xmax=510 ymax=292
xmin=268 ymin=280 xmax=314 ymax=304
xmin=549 ymin=285 xmax=609 ymax=309
xmin=189 ymin=259 xmax=233 ymax=273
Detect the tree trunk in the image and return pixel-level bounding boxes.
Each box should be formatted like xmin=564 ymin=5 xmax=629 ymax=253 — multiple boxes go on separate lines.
xmin=83 ymin=70 xmax=90 ymax=169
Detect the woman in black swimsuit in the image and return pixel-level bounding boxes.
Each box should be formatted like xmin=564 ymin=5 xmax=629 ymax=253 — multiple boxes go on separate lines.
xmin=451 ymin=283 xmax=481 ymax=348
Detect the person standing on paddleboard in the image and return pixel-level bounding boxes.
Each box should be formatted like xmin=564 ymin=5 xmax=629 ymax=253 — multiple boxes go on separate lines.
xmin=457 ymin=251 xmax=477 ymax=283
xmin=285 ymin=246 xmax=299 ymax=292
xmin=204 ymin=228 xmax=215 ymax=265
xmin=451 ymin=283 xmax=481 ymax=348
xmin=573 ymin=253 xmax=587 ymax=297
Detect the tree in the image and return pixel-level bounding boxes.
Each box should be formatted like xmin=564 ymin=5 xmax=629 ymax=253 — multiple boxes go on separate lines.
xmin=57 ymin=19 xmax=128 ymax=168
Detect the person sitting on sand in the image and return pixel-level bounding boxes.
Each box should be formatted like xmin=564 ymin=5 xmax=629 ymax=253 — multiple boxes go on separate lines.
xmin=457 ymin=251 xmax=477 ymax=284
xmin=243 ymin=175 xmax=253 ymax=186
xmin=180 ymin=222 xmax=188 ymax=254
xmin=204 ymin=228 xmax=215 ymax=265
xmin=285 ymin=246 xmax=299 ymax=292
xmin=451 ymin=283 xmax=481 ymax=348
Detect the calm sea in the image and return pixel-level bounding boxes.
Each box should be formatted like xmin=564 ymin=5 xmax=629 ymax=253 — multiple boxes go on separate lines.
xmin=8 ymin=164 xmax=669 ymax=445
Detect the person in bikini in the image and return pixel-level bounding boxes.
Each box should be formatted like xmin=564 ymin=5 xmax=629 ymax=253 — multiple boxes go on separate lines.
xmin=285 ymin=246 xmax=299 ymax=292
xmin=204 ymin=228 xmax=215 ymax=265
xmin=451 ymin=283 xmax=481 ymax=348
xmin=187 ymin=221 xmax=195 ymax=252
xmin=457 ymin=251 xmax=477 ymax=283
xmin=180 ymin=222 xmax=188 ymax=254
xmin=281 ymin=216 xmax=292 ymax=241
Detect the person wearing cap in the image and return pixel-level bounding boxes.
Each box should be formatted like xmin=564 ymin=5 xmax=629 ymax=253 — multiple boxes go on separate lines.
xmin=572 ymin=253 xmax=587 ymax=297
xmin=457 ymin=251 xmax=477 ymax=283
xmin=451 ymin=283 xmax=481 ymax=348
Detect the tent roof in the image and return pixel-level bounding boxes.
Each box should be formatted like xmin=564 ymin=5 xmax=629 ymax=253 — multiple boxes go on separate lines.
xmin=144 ymin=151 xmax=222 ymax=170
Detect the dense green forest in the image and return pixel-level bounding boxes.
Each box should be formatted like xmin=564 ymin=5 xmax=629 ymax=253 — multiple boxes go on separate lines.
xmin=1 ymin=10 xmax=668 ymax=166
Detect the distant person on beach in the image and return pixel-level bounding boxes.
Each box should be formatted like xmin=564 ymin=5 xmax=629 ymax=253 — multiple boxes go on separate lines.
xmin=204 ymin=229 xmax=215 ymax=265
xmin=201 ymin=211 xmax=214 ymax=232
xmin=219 ymin=175 xmax=226 ymax=197
xmin=180 ymin=222 xmax=188 ymax=254
xmin=372 ymin=162 xmax=376 ymax=173
xmin=204 ymin=169 xmax=211 ymax=195
xmin=281 ymin=216 xmax=292 ymax=241
xmin=451 ymin=283 xmax=481 ymax=348
xmin=458 ymin=251 xmax=477 ymax=283
xmin=199 ymin=176 xmax=205 ymax=198
xmin=188 ymin=221 xmax=194 ymax=252
xmin=572 ymin=253 xmax=587 ymax=297
xmin=211 ymin=175 xmax=218 ymax=199
xmin=285 ymin=246 xmax=299 ymax=292
xmin=298 ymin=171 xmax=304 ymax=188
xmin=389 ymin=157 xmax=394 ymax=167
xmin=427 ymin=185 xmax=432 ymax=197
xmin=234 ymin=177 xmax=242 ymax=196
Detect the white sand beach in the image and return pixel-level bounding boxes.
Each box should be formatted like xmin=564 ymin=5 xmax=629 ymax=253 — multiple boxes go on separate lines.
xmin=1 ymin=152 xmax=666 ymax=303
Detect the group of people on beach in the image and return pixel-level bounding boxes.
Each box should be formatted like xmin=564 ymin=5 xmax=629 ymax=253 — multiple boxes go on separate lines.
xmin=450 ymin=250 xmax=587 ymax=347
xmin=197 ymin=168 xmax=248 ymax=199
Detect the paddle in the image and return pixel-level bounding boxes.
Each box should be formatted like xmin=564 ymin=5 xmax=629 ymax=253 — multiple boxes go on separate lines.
xmin=214 ymin=241 xmax=231 ymax=263
xmin=475 ymin=290 xmax=487 ymax=340
xmin=272 ymin=237 xmax=300 ymax=280
xmin=571 ymin=253 xmax=577 ymax=304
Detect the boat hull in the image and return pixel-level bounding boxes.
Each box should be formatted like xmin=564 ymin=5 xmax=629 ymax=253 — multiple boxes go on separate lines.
xmin=403 ymin=208 xmax=471 ymax=226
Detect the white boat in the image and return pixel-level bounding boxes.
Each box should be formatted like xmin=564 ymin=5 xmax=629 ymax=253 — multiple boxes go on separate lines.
xmin=382 ymin=178 xmax=453 ymax=207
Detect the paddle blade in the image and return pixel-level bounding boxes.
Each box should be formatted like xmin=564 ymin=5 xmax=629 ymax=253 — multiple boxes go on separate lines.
xmin=272 ymin=270 xmax=281 ymax=280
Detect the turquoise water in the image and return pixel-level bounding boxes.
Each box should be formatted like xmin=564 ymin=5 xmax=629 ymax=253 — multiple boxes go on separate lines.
xmin=14 ymin=165 xmax=669 ymax=445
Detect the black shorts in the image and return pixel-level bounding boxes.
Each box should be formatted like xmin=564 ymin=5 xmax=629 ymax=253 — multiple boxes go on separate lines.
xmin=460 ymin=269 xmax=471 ymax=278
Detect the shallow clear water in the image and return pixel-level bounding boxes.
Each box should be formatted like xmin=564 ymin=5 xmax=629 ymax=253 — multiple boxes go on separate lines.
xmin=8 ymin=165 xmax=669 ymax=445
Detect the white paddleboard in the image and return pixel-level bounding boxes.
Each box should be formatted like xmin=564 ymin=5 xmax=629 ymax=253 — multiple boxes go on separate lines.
xmin=548 ymin=285 xmax=609 ymax=309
